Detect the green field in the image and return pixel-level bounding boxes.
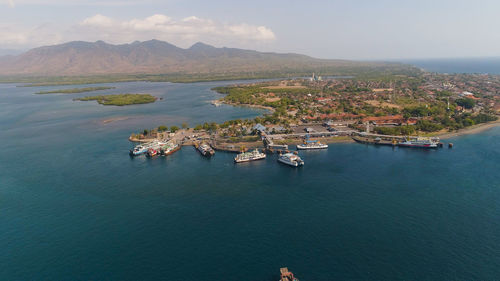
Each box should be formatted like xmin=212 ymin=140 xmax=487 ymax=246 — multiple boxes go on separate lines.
xmin=74 ymin=94 xmax=157 ymax=106
xmin=35 ymin=86 xmax=115 ymax=94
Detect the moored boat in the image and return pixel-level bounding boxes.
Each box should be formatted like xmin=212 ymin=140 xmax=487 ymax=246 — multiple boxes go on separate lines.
xmin=398 ymin=137 xmax=439 ymax=148
xmin=297 ymin=135 xmax=328 ymax=150
xmin=130 ymin=144 xmax=149 ymax=156
xmin=296 ymin=141 xmax=328 ymax=150
xmin=160 ymin=142 xmax=181 ymax=156
xmin=278 ymin=152 xmax=304 ymax=167
xmin=234 ymin=149 xmax=266 ymax=163
xmin=146 ymin=147 xmax=158 ymax=157
xmin=195 ymin=142 xmax=215 ymax=157
xmin=130 ymin=141 xmax=161 ymax=156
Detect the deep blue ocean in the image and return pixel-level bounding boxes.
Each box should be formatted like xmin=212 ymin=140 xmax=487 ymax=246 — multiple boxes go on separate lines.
xmin=1 ymin=81 xmax=500 ymax=280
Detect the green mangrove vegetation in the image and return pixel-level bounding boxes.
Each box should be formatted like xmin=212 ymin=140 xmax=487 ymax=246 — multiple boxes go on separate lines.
xmin=74 ymin=94 xmax=157 ymax=106
xmin=35 ymin=86 xmax=115 ymax=94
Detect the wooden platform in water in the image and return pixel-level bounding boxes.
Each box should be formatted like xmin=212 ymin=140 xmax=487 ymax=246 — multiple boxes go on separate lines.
xmin=210 ymin=141 xmax=263 ymax=153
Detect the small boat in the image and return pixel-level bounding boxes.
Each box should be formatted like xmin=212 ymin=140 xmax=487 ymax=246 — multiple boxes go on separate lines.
xmin=234 ymin=149 xmax=266 ymax=163
xmin=146 ymin=147 xmax=158 ymax=157
xmin=195 ymin=142 xmax=215 ymax=157
xmin=211 ymin=100 xmax=222 ymax=107
xmin=280 ymin=267 xmax=299 ymax=281
xmin=278 ymin=152 xmax=304 ymax=167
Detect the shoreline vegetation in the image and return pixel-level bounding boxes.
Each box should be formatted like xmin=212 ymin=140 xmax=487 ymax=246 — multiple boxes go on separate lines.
xmin=210 ymin=76 xmax=500 ymax=136
xmin=3 ymin=69 xmax=499 ymax=145
xmin=34 ymin=86 xmax=115 ymax=94
xmin=434 ymin=119 xmax=500 ymax=139
xmin=219 ymin=100 xmax=275 ymax=114
xmin=130 ymin=74 xmax=500 ymax=150
xmin=74 ymin=94 xmax=157 ymax=106
xmin=0 ymin=66 xmax=420 ymax=87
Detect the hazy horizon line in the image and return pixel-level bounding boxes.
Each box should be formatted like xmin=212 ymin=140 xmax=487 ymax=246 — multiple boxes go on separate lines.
xmin=1 ymin=39 xmax=500 ymax=62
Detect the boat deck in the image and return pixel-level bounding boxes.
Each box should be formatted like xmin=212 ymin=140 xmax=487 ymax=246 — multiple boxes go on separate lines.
xmin=352 ymin=135 xmax=396 ymax=146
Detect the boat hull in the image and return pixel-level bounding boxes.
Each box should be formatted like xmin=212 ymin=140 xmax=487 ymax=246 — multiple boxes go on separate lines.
xmin=278 ymin=158 xmax=304 ymax=167
xmin=197 ymin=146 xmax=215 ymax=157
xmin=234 ymin=156 xmax=266 ymax=163
xmin=130 ymin=147 xmax=149 ymax=156
xmin=398 ymin=143 xmax=438 ymax=149
xmin=162 ymin=145 xmax=181 ymax=156
xmin=296 ymin=144 xmax=328 ymax=150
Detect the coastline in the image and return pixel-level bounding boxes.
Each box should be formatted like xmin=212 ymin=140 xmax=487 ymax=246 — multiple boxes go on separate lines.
xmin=218 ymin=100 xmax=275 ymax=113
xmin=435 ymin=119 xmax=500 ymax=140
xmin=273 ymin=136 xmax=353 ymax=145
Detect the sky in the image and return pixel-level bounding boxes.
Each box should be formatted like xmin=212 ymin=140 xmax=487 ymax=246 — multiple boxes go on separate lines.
xmin=1 ymin=0 xmax=500 ymax=60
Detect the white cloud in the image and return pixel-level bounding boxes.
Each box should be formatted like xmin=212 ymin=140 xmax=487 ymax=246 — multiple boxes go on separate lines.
xmin=228 ymin=24 xmax=275 ymax=41
xmin=74 ymin=14 xmax=276 ymax=46
xmin=0 ymin=14 xmax=276 ymax=50
xmin=3 ymin=0 xmax=164 ymax=6
xmin=0 ymin=22 xmax=63 ymax=48
xmin=81 ymin=14 xmax=114 ymax=27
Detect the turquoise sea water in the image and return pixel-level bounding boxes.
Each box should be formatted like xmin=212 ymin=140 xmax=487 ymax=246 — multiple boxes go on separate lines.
xmin=1 ymin=81 xmax=500 ymax=280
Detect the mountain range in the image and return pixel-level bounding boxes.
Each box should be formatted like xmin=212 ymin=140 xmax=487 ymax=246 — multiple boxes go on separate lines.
xmin=0 ymin=40 xmax=410 ymax=76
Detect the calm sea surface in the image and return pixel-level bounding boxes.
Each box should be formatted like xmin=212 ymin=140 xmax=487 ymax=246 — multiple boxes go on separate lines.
xmin=405 ymin=57 xmax=500 ymax=74
xmin=1 ymin=81 xmax=500 ymax=280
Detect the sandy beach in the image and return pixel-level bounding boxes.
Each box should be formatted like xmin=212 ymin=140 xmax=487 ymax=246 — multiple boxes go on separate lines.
xmin=435 ymin=120 xmax=500 ymax=140
xmin=219 ymin=100 xmax=275 ymax=113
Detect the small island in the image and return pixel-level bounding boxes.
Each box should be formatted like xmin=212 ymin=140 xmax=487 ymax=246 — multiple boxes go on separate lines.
xmin=74 ymin=94 xmax=157 ymax=106
xmin=35 ymin=86 xmax=115 ymax=94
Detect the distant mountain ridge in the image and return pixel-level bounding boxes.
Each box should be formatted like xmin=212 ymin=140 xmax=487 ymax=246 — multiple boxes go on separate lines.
xmin=0 ymin=40 xmax=407 ymax=76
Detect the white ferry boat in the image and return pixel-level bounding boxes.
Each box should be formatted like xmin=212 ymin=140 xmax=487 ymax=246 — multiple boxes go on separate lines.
xmin=297 ymin=135 xmax=328 ymax=150
xmin=234 ymin=149 xmax=266 ymax=163
xmin=296 ymin=141 xmax=328 ymax=150
xmin=130 ymin=144 xmax=149 ymax=156
xmin=278 ymin=152 xmax=304 ymax=167
xmin=130 ymin=141 xmax=157 ymax=156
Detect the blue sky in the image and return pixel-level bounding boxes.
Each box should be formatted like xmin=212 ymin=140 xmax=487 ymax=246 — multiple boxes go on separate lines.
xmin=1 ymin=0 xmax=499 ymax=59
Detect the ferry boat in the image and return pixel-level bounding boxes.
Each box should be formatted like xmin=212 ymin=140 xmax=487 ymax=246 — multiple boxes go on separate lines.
xmin=195 ymin=142 xmax=215 ymax=157
xmin=297 ymin=135 xmax=328 ymax=150
xmin=160 ymin=142 xmax=181 ymax=156
xmin=234 ymin=149 xmax=266 ymax=163
xmin=278 ymin=152 xmax=304 ymax=167
xmin=130 ymin=144 xmax=149 ymax=156
xmin=398 ymin=137 xmax=439 ymax=148
xmin=296 ymin=140 xmax=328 ymax=150
xmin=130 ymin=141 xmax=159 ymax=156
